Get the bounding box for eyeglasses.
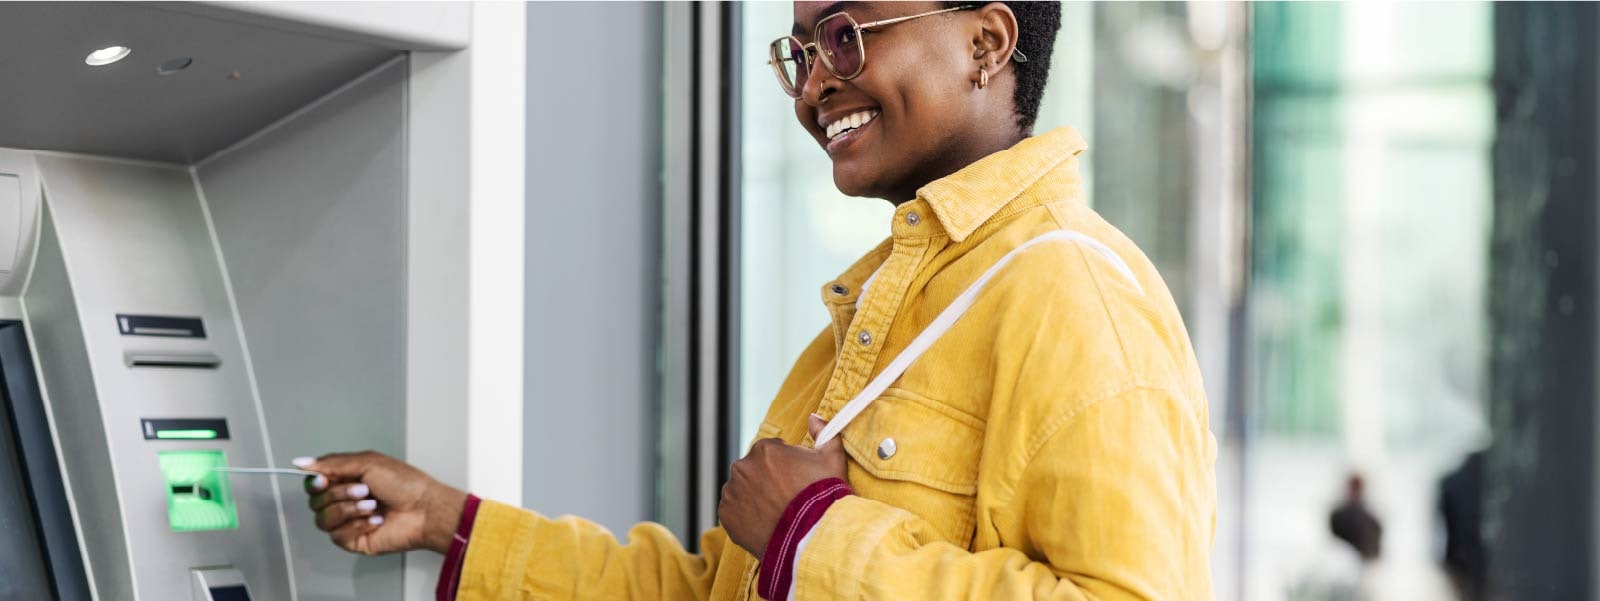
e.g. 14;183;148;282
770;5;1018;99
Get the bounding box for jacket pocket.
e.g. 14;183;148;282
838;388;984;546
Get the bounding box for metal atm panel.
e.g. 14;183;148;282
24;154;292;601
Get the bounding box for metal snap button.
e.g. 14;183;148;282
877;438;897;460
905;212;921;226
858;330;872;346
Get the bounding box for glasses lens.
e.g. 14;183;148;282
818;15;862;77
770;39;794;95
787;38;811;93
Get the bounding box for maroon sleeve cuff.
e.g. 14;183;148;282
435;493;482;601
757;478;853;601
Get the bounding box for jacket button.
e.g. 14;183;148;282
858;330;872;346
905;212;921;226
877;438;897;460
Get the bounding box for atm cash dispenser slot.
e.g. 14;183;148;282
119;314;222;368
124;350;223;369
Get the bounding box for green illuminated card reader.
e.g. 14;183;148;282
158;450;238;531
190;567;252;601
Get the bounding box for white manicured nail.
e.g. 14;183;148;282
312;475;328;490
291;456;315;468
349;484;369;499
356;499;377;512
368;515;384;526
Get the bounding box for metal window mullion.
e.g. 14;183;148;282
719;0;744;497
657;0;696;545
691;0;725;540
658;0;740;550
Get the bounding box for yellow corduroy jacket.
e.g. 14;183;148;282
459;127;1217;600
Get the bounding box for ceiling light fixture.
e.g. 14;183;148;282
85;45;131;66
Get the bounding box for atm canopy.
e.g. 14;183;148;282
0;2;436;163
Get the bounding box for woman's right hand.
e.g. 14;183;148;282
296;451;468;556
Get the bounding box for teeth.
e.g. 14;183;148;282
826;110;877;140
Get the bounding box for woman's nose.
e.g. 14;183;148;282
801;67;838;107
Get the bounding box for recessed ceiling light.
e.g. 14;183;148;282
85;46;131;66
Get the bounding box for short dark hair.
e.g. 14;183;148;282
947;2;1062;132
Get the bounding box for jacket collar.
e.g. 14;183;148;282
913;126;1088;243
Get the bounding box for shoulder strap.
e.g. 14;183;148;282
813;229;1141;447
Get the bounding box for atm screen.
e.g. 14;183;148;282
0;392;53;599
209;585;252;601
0;321;90;599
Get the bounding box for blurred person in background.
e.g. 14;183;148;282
1331;474;1382;562
1288;473;1386;601
295;2;1217;600
1439;451;1487;601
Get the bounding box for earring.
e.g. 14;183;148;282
978;68;989;90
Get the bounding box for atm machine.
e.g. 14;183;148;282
0;145;330;601
0;2;519;600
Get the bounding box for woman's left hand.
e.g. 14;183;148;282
719;415;848;559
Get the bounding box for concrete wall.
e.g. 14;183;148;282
523;1;664;535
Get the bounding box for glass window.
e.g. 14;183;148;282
1248;3;1493;599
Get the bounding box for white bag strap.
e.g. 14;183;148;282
813;229;1141;447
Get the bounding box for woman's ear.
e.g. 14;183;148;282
970;3;1021;74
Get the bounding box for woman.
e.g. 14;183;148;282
301;2;1217;599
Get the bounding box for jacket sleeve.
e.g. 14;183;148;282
790;388;1216;601
457;501;731;601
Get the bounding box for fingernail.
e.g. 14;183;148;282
312;475;328;490
356;499;378;512
368;515;384;526
292;456;315;468
350;483;369;499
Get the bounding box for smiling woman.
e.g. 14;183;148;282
737;4;1093;447
712;3;1217;598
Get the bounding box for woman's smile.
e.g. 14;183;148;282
822;108;880;155
821;108;878;140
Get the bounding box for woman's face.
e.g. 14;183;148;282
791;1;990;201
